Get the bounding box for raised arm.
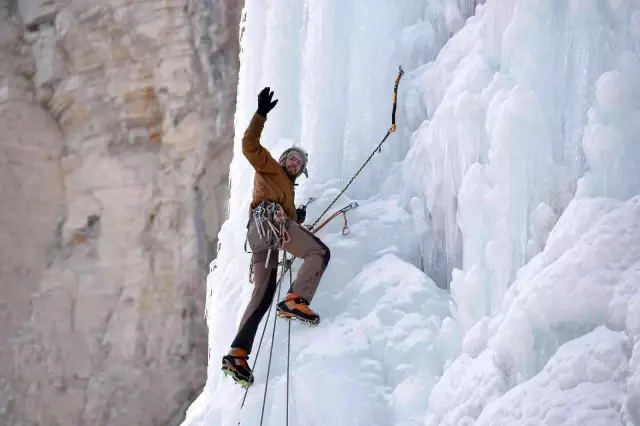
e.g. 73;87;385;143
242;114;280;173
242;87;281;173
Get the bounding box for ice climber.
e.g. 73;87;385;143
221;87;331;387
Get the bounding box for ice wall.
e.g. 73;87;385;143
403;0;640;424
184;1;474;425
184;0;640;425
403;0;640;331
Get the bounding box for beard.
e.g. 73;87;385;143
286;165;299;176
283;166;298;179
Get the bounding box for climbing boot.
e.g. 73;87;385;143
221;348;254;387
276;293;320;325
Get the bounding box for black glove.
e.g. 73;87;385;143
296;206;307;224
257;87;278;118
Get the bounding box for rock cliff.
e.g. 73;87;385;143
0;0;241;423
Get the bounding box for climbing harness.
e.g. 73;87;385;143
246;201;291;283
237;64;404;425
246;198;317;283
252;201;290;249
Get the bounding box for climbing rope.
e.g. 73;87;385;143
237;252;289;419
259;252;286;426
308;65;404;230
286;257;293;426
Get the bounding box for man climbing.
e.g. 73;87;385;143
221;87;331;387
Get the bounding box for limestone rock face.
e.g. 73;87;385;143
0;0;241;423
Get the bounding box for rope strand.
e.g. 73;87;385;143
238;253;289;423
286;258;293;426
259;252;287;426
309;65;404;230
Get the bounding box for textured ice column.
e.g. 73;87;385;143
299;0;352;184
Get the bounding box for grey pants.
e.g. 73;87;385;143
231;220;330;353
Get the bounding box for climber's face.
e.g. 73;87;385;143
284;152;304;177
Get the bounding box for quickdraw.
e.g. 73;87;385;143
309;202;359;235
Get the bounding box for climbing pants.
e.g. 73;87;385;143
231;218;330;353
